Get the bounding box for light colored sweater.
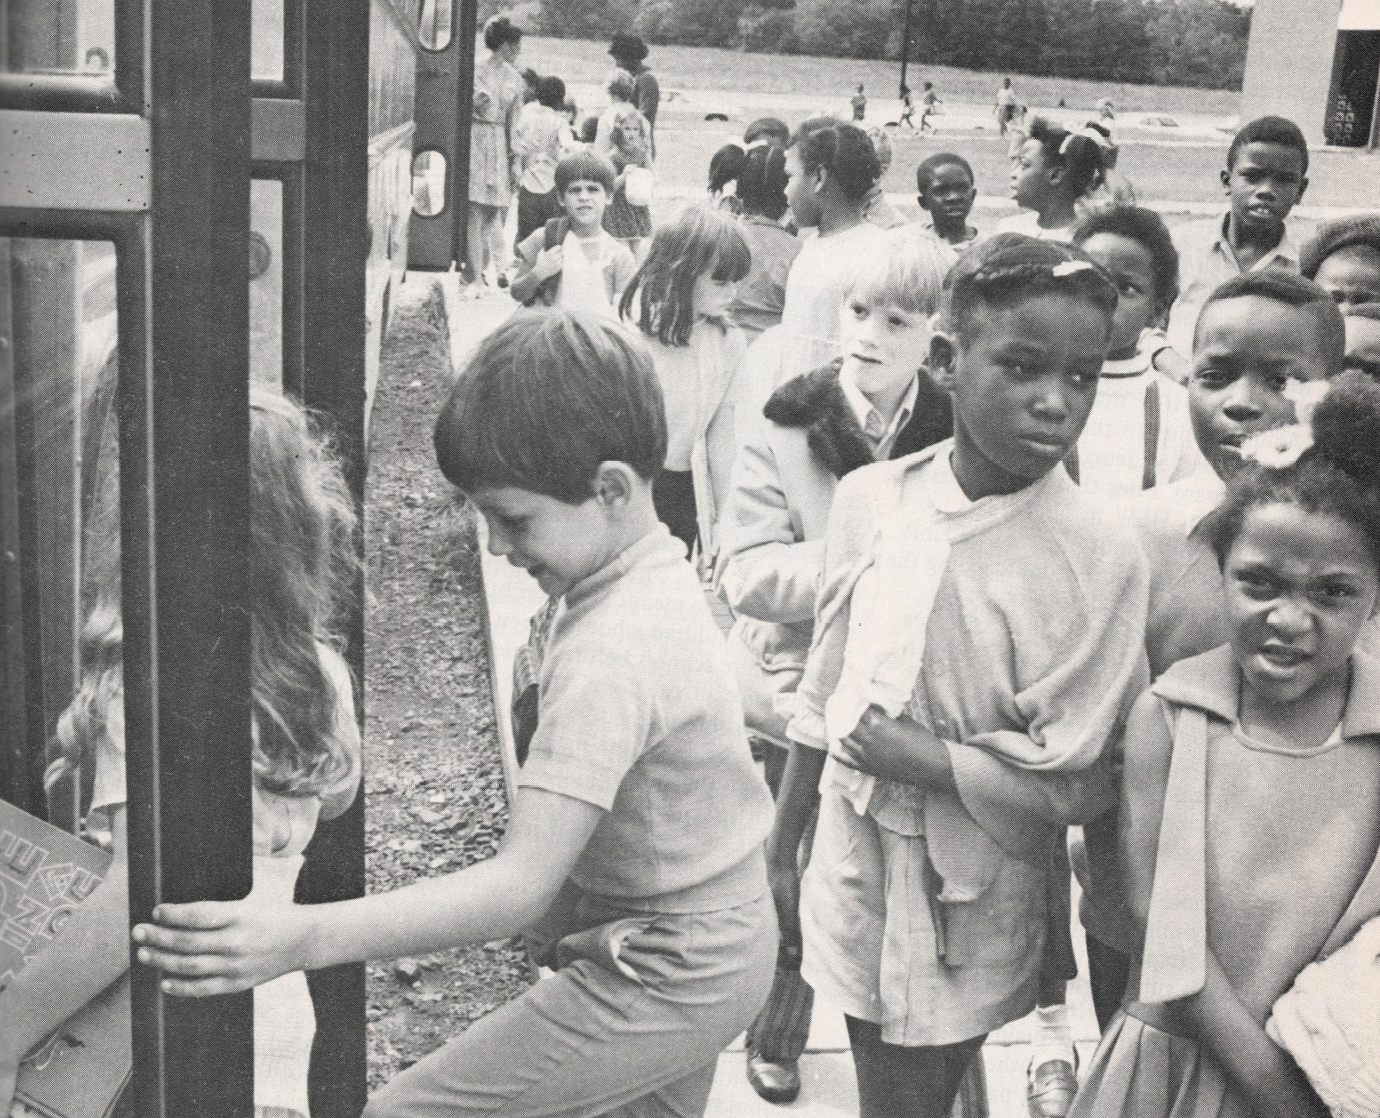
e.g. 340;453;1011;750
787;445;1148;1044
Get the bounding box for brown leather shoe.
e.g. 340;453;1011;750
1027;1057;1078;1118
746;1047;801;1104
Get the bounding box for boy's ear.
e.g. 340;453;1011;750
928;330;959;392
1220;167;1232;195
1296;175;1309;205
813;165;829;194
592;461;637;509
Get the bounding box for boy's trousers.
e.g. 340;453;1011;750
364;889;777;1118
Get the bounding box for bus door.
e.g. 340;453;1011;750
1;0;371;1112
408;0;478;270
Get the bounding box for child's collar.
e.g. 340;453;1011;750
1153;642;1380;739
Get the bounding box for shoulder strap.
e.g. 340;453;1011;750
1139;703;1209;1002
1141;380;1161;490
544;216;568;250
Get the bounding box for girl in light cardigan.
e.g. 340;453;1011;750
773;235;1149;1118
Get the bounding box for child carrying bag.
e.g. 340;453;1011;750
521;216;570;308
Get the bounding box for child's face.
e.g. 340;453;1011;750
783;146;821;229
1314;247;1380;314
1080;232;1161;359
936;293;1106;490
1225;502;1377;706
1345;315;1380;382
1222;141;1307;239
838;295;930;402
617;117;642;147
920;164;976;227
470;484;616;599
561;180;608;232
1010;140;1053;210
692;270;740;320
1190;295;1332;480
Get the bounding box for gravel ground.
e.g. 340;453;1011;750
363;277;531;1090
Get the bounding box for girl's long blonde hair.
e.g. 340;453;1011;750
50;386;360;798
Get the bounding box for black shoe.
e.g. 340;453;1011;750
746;1048;801;1105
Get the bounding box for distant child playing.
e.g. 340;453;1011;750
719;235;953;1104
920;81;941;133
511;149;636;317
0;389;363;1118
1166;115;1310;357
134;312;779;1118
1067;205;1210;498
619;206;752;564
999;117;1105;242
899;85;916;129
1071;370;1380;1118
916;152;982;267
772;234;1148;1118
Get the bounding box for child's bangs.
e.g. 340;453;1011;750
850;239;948;317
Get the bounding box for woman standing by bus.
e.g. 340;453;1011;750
466;15;524;295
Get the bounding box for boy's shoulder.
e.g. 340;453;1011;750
1171;213;1227;254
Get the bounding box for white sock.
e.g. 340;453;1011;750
1029;1003;1075;1070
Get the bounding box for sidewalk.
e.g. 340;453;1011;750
437;275;1104;1118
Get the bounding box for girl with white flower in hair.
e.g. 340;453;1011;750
1071;368;1380;1118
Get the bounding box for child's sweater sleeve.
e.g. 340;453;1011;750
944;549;1149;854
719;414;824;625
784;470;874;752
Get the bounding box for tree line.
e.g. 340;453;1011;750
517;0;1252;91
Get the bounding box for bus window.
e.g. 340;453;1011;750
250;179;285;389
0;237;121;833
412;150;448;217
3;0;116;74
251;0;285;81
418;0;453;51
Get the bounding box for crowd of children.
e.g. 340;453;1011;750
8;88;1380;1118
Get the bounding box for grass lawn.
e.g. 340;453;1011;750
518;34;1242;117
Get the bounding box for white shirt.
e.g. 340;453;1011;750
1166;212;1301;358
839;367;920;462
1073;353;1211;500
995;210;1076;242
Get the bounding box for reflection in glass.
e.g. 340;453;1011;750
3;0;116;75
251;0;285;82
250;179;285;389
411;150;448;217
417;0;453;51
0;238;119;833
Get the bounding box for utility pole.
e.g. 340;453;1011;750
899;0;916;97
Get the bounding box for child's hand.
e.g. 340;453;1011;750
835;706;928;783
132;895;316;998
533;244;563;281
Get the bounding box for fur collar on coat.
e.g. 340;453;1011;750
762;359;952;478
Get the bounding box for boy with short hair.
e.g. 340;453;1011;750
138;310;779;1118
510;149;635;316
915;153;981;266
920;81;941;133
1165;115;1310;356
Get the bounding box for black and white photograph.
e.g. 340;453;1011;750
2;1;1380;1116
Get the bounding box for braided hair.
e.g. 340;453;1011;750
789;118;881;204
1206;372;1380;570
940;233;1118;342
707;143;790;221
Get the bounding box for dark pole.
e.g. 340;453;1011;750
899;0;915;97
